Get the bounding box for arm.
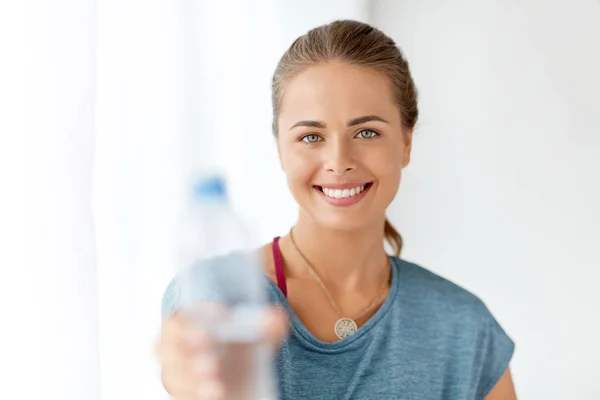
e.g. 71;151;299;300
485;367;517;400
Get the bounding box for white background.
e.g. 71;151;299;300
1;0;598;399
374;1;600;399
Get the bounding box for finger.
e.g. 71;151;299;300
165;375;224;400
159;312;214;356
158;311;227;400
162;348;223;399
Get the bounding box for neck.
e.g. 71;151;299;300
284;213;390;292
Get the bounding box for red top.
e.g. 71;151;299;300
271;236;287;297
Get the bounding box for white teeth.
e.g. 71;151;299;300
321;184;368;199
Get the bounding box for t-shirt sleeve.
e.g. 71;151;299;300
160;252;269;323
159;258;231;322
161;277;180;322
476;311;515;398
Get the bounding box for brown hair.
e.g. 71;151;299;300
271;19;419;256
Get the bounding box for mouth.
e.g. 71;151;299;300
312;182;373;206
314;182;373;199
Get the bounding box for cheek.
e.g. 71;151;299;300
279;145;316;189
363;144;404;180
374;162;402;208
361;143;404;205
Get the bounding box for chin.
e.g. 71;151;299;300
311;211;376;232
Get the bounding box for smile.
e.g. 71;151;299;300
313;182;373;206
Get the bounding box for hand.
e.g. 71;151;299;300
156;306;289;400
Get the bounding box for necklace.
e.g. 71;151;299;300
288;228;390;339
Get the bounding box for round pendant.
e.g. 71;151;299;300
334;317;358;339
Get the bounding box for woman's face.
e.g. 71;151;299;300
276;61;412;231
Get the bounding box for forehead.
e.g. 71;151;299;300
278;61;400;125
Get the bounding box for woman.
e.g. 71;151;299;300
158;20;516;399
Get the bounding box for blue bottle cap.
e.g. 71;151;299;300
192;175;227;200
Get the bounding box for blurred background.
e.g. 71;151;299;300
1;0;599;399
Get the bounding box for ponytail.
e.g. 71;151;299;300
384;218;402;256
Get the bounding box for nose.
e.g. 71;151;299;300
324;137;356;176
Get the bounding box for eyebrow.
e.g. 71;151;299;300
288;115;389;130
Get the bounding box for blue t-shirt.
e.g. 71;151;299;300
162;254;515;400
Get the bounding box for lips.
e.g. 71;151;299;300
313;182;373;206
317;183;370;199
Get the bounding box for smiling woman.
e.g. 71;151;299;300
159;19;517;400
275;60;410;240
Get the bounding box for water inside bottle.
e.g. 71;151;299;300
187;303;276;400
215;338;275;400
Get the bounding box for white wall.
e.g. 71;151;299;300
372;0;600;398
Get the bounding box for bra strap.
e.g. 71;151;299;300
272;236;288;298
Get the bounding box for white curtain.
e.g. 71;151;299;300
1;1;371;399
0;1;100;399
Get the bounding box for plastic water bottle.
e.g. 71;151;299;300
176;173;277;400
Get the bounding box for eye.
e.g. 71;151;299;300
301;134;321;143
356;129;379;139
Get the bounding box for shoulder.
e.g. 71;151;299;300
161;250;269;320
390;257;515;397
389;256;508;338
391;256;488;316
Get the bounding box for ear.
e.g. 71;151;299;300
401;128;413;168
